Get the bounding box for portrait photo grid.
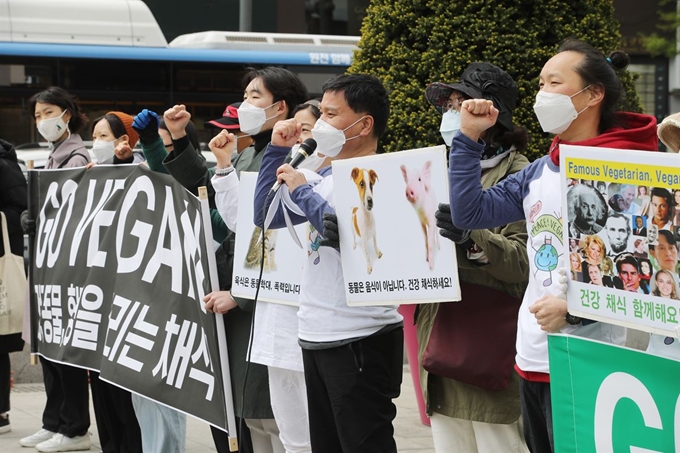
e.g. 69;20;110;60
561;145;680;336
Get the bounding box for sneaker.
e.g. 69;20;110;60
36;433;91;452
0;414;9;434
19;428;56;447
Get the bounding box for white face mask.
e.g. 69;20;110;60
91;139;116;164
37;110;69;142
533;86;590;135
311;116;365;157
440;110;461;146
237;100;281;135
295;144;327;172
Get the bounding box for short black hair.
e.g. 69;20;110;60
321;74;390;139
292;103;321;121
29;86;88;134
615;253;640;274
93;114;126;139
650;229;678;252
651;187;675;210
242;67;310;119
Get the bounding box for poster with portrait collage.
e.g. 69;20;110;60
561;144;680;336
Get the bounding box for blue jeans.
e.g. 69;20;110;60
131;394;186;453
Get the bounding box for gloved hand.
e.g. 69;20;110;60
132;109;160;145
435;203;472;246
557;268;568;300
21;210;35;235
319;212;340;248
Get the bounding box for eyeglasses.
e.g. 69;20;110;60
442;96;466;113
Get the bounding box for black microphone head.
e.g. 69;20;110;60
299;138;317;155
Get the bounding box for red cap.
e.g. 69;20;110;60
205;102;241;130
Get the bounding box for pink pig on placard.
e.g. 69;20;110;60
400;160;440;270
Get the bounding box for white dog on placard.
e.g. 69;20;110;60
350;167;382;274
401;160;439;270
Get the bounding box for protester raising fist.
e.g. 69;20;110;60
208;130;236;169
163;105;191;139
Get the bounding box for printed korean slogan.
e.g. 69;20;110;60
231;172;305;306
561;145;680;336
549;334;680;452
28;165;231;431
332;146;461;306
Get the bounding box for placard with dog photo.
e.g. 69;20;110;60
231;172;307;306
332;145;461;306
561;144;680;336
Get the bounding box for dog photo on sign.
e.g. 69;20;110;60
350;167;382;274
332;145;461;306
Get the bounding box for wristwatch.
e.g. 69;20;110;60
565;312;582;325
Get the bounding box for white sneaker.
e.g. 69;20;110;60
19;428;56;447
36;433;91;452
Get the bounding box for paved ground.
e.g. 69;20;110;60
0;366;435;453
3;330;650;452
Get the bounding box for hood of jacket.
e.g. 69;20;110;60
550;112;658;165
0;138;18;163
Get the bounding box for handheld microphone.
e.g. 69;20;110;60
269;138;317;194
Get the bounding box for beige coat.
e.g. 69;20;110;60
416;150;530;424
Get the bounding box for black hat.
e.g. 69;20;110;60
205;102;241;130
425;62;518;131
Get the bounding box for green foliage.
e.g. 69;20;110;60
641;33;676;58
640;0;679;57
349;0;643;161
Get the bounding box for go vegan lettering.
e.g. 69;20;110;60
594;372;679;452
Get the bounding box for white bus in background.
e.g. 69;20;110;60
0;0;359;146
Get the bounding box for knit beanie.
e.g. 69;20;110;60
107;111;140;148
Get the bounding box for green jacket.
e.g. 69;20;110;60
162;135;273;419
416;150;530;424
140;137;229;243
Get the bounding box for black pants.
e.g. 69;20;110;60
519;378;554;453
0;353;9;414
40;356;90;437
302;327;404;453
90;371;142;453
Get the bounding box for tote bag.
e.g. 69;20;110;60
0;211;26;335
422;282;522;391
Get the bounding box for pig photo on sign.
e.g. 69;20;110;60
350;167;382;274
401;160;439;270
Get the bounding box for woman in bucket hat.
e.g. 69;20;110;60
418;62;531;453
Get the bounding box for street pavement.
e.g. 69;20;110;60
0;366;435;453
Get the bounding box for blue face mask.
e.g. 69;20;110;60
440;110;461;146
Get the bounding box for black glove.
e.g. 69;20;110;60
21;209;35;236
319;212;340;248
435;203;473;247
132;109;160;145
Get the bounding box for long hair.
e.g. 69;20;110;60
653;269;680;300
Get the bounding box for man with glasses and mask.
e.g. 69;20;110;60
253;74;403;453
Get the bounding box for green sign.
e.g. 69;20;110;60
549;334;680;452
